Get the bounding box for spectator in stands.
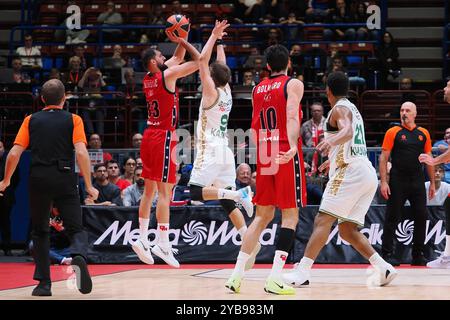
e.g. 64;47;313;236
301;102;326;175
376;31;401;89
173;164;192;202
123;166;144;206
280;12;304;40
400;77;412;90
252;57;270;84
305;0;331;23
410;165;450;207
289;44;305;81
352;1;378;41
262;28;284;50
62;56;83;92
250;171;257;193
233;0;265;24
136;157;143;168
108;45;127;68
118;69;142;100
285;0;308;19
236;163;252;189
15;34;42;69
145;4;165;43
106;159;131;192
323;55;347;84
121;157;136;185
433;128;450;183
170;0;183;15
242;71;255;86
301;102;326;148
97;1;124;42
323;0;356;41
11;58;31;84
72;45;89;71
264;0;288;21
88;133;113;163
78;67;107;137
48;68;61;81
86;163;123;206
243;47;266;70
132;133;143;149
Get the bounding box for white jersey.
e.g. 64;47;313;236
196;85;232;148
325;97;370;176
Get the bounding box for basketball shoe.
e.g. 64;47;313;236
225;275;242;293
282;263;310;287
237;186;254;217
427;254;450;269
372;263;398;286
264;277;295;295
131;238;154;265
152;243;180;268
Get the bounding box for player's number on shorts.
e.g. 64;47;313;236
259;107;277;131
148;100;160;118
354;124;366;145
220;114;229;132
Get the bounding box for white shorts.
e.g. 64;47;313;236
319;160;377;227
189;144;236;189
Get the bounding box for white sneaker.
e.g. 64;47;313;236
282;263;310;287
427;255;450;269
152;244;180;268
131;238;154;264
237;186;254;218
375;263;398;286
245;242;261;271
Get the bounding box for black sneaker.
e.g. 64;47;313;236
32;281;52;296
382;254;401;267
411;255;427;266
71;256;92;294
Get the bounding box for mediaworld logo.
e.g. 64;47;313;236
94;220;277;246
326;220;446;246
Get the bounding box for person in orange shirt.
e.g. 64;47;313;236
379;101;435;266
0;79;98;297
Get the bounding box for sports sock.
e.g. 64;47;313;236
231;251;250;278
157;223;170;249
298;256;314;270
218;189;240;201
369;253;389;268
269;250;289;280
139;218;150;242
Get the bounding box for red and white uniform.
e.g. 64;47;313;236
141;71;178;183
251;74;306;209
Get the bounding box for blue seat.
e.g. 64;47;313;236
42;57;53;70
347;56;363;65
54;58;63;69
226;57;237;69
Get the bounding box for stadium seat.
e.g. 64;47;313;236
351;43;374;56
129;3;151;24
39;4;61;25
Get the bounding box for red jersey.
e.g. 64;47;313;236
251;74;302;154
143;71;178;131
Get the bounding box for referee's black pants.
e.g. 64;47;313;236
29;167;87;283
381;174;427;258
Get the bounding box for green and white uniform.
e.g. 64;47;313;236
319;98;378;226
189;85;236;189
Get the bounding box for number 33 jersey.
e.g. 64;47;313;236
325;97;370;177
143;71;179;131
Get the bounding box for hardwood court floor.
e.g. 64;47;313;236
1;264;449;300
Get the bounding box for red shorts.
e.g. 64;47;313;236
253;144;307;209
140;129;177;184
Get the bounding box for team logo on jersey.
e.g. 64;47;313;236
401;134;407;141
418;135;423;141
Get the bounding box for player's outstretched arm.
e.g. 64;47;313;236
165;20;190;68
164;31;200;81
199;20;230;106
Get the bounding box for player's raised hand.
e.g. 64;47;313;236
165;29;182;43
212;20;230;39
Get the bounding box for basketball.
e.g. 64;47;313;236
166;14;190;38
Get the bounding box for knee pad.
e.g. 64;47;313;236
220;199;237;215
189;185;204;201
